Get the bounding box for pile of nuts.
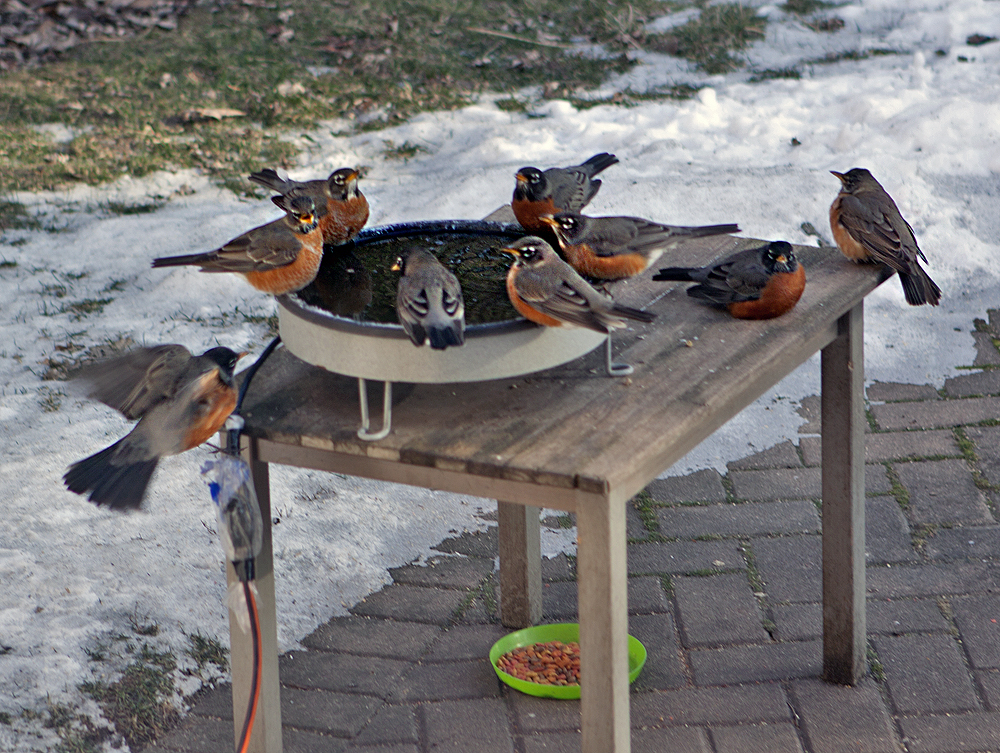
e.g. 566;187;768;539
496;640;581;686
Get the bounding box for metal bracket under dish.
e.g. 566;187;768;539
357;378;393;441
354;337;628;441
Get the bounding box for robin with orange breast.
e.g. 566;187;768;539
511;153;619;234
392;248;465;350
63;345;246;510
502;236;656;332
249;166;369;246
829;168;941;306
540;211;741;280
151;194;323;295
653;240;806;320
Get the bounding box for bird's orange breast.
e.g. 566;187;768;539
563;245;650;280
511;196;558;234
830;199;870;262
244;231;323;295
727;265;806;320
319;196;369;245
182;375;238;450
506;272;564;327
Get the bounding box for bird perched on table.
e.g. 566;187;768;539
391;248;465;350
152;194;323;295
249;166;369;247
540;211;741;281
653;240;806;320
511;153;619;234
502;236;656;333
64;345;246;511
829;168;941;306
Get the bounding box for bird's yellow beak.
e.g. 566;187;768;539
515;172;528;183
502;246;521;258
830;170;846;183
391;259;402;272
538;215;558;229
775;254;788;264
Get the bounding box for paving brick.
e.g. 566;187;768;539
521;732;579;753
951;594;1000;669
541;575;669;618
867;562;1000;599
647;469;727;504
871;395;1000;430
791;679;899;753
633;727;713;753
627;501;652;539
726;440;802;470
800;429;961;466
752;535;821;603
284;727;349;753
390;658;500;701
944;368;1000;397
422;624;507;662
187;683;233;719
153;716;233;753
541;553;574;581
796;395;821;434
389;556;493;589
730;465;889;500
350;584;469;625
966;425;1000;486
510;693;580;732
688;640;821;684
674;573;769;647
873;633;979;713
300;616;441;657
352;704;418;746
628;613;686;690
867;381;940;402
867;597;950;635
923;525;1000;559
279;687;383;736
655;500;820;539
898;711;1000;753
344;745;418;753
711;722;804;753
893;459;993;526
279;650;411;696
772;603;820;641
630;683;791;726
976;668;1000;708
433;527;498;558
865;497;917;564
627;539;746;575
422;698;512;750
973;331;1000;366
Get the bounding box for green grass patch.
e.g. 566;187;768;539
0;199;42;231
750;67;801;82
186;632;228;675
0;0;675;194
644;3;768;74
80;644;179;750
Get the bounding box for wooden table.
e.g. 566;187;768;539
224;218;892;753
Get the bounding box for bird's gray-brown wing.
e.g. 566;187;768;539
836;193;920;272
517;265;613;332
74;344;192;420
548;167;597;213
206;218;305;272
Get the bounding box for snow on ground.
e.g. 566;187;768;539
1;0;998;749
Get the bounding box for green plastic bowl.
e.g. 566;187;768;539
489;622;647;699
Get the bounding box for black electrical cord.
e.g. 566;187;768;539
224;334;279;753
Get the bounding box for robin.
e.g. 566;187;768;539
502;236;656;333
391;248;465;350
63;345;246;511
653;240;806;320
249;166;369;246
152;194;323;295
540;211;741;280
829;168;941;306
511;153;619;234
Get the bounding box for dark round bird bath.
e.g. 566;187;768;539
276;220;616;438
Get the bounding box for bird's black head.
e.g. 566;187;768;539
513;167;545;201
504;237;553;265
202;347;245;379
763;241;797;273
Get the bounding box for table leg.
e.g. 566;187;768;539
226;436;284;752
576;494;630;753
820;302;867;684
497;501;542;628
